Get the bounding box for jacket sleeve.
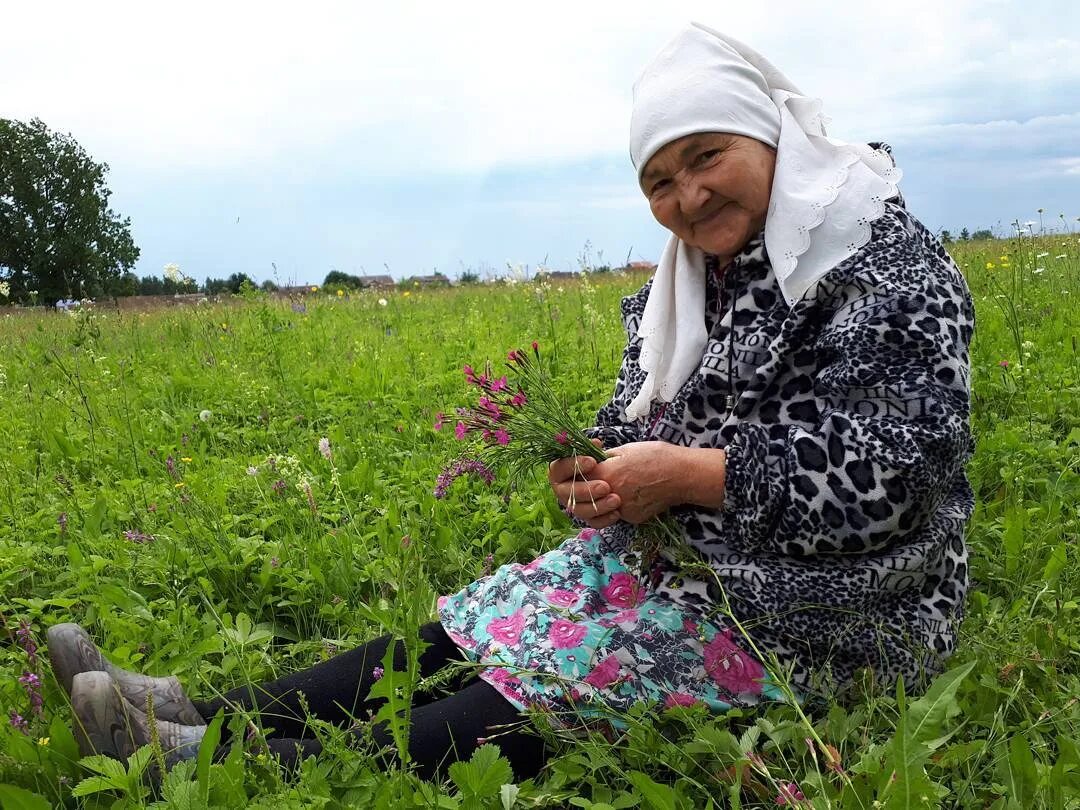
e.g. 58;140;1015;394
720;235;975;556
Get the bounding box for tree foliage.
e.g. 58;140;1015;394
0;117;140;304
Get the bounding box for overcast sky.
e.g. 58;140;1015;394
4;1;1078;285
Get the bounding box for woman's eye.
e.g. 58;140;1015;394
649;179;670;195
695;149;721;166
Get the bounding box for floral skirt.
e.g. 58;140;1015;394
438;528;786;726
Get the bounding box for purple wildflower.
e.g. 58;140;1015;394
9;711;28;733
166;455;177;478
271;478;287;495
482;553;495;576
433;458;496;499
555;430;569;445
123;529;153;543
372;666;384;680
291;302;307;314
19;671;43;716
318;437;332;460
509;391;527;408
454;422;468;440
493;429;510;446
490;376;508;393
16;621;38;666
57;512;68;535
270;556;280;568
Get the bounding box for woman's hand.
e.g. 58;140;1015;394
548;440;623;529
592;442;728;524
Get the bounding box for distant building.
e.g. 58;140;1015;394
356;274;395;288
404;273;451;287
625;261;657;272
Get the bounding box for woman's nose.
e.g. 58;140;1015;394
675;173;711;217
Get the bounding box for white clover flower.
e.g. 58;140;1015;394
199;409;212;422
0;281;9;298
1037;252;1049;258
1034;267;1046;274
246;465;259;476
318;437;331;460
377;298;388;307
1056;254;1067;259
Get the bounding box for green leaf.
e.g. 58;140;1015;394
448;744;513;799
77;753;127;781
70;775;123;798
0;785;53;810
1042;542;1067;586
626;771;676;810
878;661;976;808
197;709;224;802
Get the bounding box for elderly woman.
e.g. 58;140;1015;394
52;23;973;781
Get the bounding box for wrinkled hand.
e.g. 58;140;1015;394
591;441;729;524
548;439;622;529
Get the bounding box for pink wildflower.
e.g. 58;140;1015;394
494;429;510;446
555;430;569;445
318;437;331;460
454;422;468;440
998;359;1010;369
507;350;519;362
463;364;478;384
509;391;527;408
531;340;539;352
490;376;508;392
774;782;806;805
372;666;384;680
433;412;445;431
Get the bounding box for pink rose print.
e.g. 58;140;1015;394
704;630;764;694
664;692;701;708
446;630;476;650
437;595;449;610
485;666;522;687
578;528;599;540
487;610;527;646
601;573;643;608
545;589;580;609
583;654;621;689
548;618;587;649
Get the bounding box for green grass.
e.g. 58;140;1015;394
0;234;1078;808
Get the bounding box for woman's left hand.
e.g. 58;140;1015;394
591;441;727;524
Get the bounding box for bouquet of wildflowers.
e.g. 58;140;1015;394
435;342;680;573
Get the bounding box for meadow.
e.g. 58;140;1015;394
0;232;1078;809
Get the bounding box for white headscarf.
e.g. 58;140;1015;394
624;22;901;422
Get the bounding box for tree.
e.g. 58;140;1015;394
939;230;953;244
959;228;971;241
0;117;139;303
972;229;994;241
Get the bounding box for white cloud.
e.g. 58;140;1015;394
4;0;1078;177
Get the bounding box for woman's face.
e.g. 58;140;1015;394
641;132;776;260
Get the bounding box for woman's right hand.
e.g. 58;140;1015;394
548;441;622;529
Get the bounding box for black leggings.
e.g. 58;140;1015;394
191;622;546;780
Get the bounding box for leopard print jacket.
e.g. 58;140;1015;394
588;194;975;694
